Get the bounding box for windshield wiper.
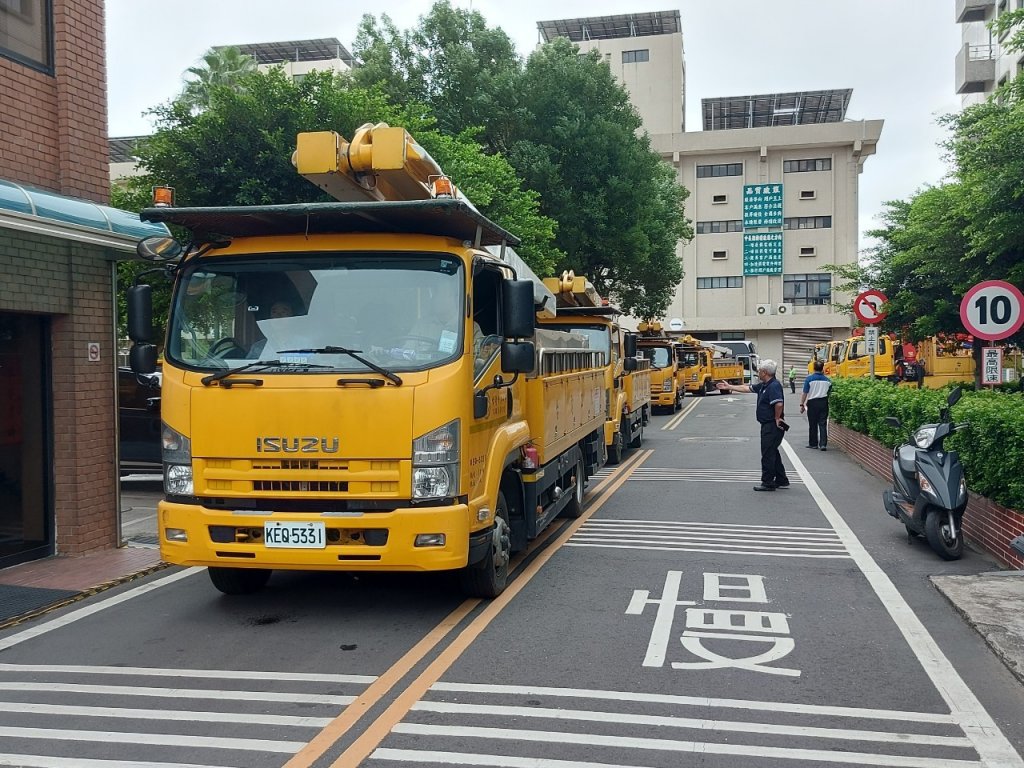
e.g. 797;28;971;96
200;360;333;386
277;346;403;386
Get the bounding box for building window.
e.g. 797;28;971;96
799;246;817;257
622;49;650;64
0;0;51;71
799;190;816;200
783;273;832;305
784;158;832;173
720;331;745;340
711;194;728;204
696;163;743;178
783;216;832;230
696;220;744;234
697;276;744;289
711;250;728;260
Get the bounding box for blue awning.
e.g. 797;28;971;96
0;178;169;241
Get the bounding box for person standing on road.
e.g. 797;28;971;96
717;359;791;492
800;360;832;450
788;365;797;394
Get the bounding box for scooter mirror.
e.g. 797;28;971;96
947;386;962;407
884;416;902;428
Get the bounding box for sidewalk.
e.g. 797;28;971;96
0;545;166;629
932;570;1024;685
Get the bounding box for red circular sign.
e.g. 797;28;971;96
853;290;888;325
960;280;1024;341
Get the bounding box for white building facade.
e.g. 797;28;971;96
956;0;1024;106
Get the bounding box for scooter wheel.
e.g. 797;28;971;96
924;509;963;560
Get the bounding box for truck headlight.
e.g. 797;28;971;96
412;420;460;499
165;463;193;495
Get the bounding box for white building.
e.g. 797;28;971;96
232;37;354;81
538;11;884;372
955;0;1024;105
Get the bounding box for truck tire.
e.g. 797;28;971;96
459;492;511;597
607;428;624;464
560;456;587;519
207;567;272;595
705;378;716;395
630;417;643;448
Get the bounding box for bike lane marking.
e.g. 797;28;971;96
780;440;1024;768
322;449;654;768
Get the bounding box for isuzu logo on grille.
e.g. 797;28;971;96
256;437;340;453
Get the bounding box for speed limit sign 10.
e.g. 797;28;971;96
960;280;1024;341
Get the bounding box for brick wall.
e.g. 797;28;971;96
0;230;118;555
0;0;109;202
831;422;1024;569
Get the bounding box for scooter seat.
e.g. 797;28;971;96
897;445;917;475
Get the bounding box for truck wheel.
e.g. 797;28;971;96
630;417;643;448
673;391;682;412
705;378;716;395
207;567;271;595
459;492;511;597
607;429;623;465
560;456;587;519
924;508;963;560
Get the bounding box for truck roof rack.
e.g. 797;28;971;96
140;198;520;246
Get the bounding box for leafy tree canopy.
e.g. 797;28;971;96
179;45;258;111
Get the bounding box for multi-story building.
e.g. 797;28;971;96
231;37;354;81
537;12;883;373
955;0;1024;105
537;11;684;134
1;0;167;568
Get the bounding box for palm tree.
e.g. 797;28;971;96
179;46;257;110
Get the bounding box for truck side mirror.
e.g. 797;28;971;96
623;333;637;358
127;284;154;343
623;356;638;372
129;343;158;374
501;341;534;373
502;279;535;339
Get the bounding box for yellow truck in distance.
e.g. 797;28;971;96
125;124;609;599
637;322;683;413
675;335;745;395
810;334;897;380
541;273;651;464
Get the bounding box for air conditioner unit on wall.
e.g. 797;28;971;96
756;303;773;316
776;302;794;316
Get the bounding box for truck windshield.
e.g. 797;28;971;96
642;346;672;368
165;253;465;373
563;325;611;364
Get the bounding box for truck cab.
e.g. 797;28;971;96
637;323;682;413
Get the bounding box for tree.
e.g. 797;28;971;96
179;46;258;111
508;39;691;317
351;2;522;150
131;69;560;273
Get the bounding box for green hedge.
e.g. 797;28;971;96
829;378;1024;511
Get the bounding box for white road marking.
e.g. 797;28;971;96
578;528;842;545
430;682;957;723
0;701;332;727
372;751;646;768
391;723;982;768
411;700;972;747
0;756;227;768
593;518;833;532
571;535;847;553
0;725;301;753
0;682;353;704
0;567;202;651
782;441;1024;767
0;663;374;683
120;514;158;528
565;542;852;559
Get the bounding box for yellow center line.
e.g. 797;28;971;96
329;449;653;768
662;398;699;430
283;447;650;768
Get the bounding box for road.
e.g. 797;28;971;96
0;394;1021;768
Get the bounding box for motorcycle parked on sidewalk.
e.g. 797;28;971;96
882;387;970;560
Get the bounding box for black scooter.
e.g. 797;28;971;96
882;387;970;560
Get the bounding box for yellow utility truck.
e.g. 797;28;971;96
125;124;608;598
636;322;682;412
675;335;745;396
541;272;651;464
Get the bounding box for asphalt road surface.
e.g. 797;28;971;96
1;394;1022;768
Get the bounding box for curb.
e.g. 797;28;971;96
0;561;171;631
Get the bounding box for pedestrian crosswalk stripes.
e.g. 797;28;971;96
0;663;369;768
365;682;982;767
626;466;807;483
565;519;851;559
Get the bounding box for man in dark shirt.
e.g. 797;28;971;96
717;359;791;492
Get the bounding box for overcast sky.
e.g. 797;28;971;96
105;0;964;248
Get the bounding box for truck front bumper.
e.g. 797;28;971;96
157;499;474;572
